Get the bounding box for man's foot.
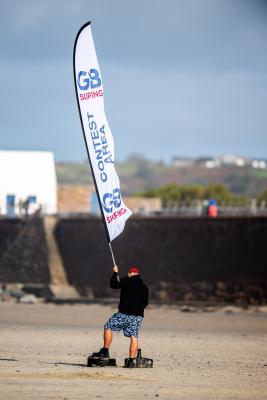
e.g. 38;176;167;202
125;358;135;368
92;347;110;358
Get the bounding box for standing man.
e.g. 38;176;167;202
92;265;149;368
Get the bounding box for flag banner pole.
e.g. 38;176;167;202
109;242;116;267
73;22;132;256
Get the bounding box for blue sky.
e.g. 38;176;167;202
0;0;267;162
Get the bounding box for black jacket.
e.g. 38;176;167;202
110;273;149;317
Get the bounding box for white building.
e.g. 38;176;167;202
0;150;57;216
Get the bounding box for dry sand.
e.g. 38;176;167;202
0;302;266;399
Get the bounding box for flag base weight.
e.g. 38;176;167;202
87;349;153;368
124;349;153;368
124;357;153;368
87;355;117;367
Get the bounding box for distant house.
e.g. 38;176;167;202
123;197;162;214
171;157;194;168
58;188;162;215
0;150;57;216
57;184;94;214
251;160;266;169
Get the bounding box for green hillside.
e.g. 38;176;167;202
56;157;267;198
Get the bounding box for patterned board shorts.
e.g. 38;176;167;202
104;312;143;338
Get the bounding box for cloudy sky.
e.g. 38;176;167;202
0;0;266;162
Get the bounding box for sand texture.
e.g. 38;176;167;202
0;303;266;399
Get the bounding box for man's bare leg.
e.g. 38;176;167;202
129;336;138;358
104;328;113;348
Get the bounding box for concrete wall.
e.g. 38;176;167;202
55;216;267;303
0;216;266;303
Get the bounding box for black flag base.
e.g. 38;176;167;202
87;355;117;367
124;357;153;368
124;349;153;368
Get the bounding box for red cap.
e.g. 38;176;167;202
128;267;140;274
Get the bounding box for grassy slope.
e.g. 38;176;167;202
56;160;267;197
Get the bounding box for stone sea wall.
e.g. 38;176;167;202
0;216;266;303
55;216;267;304
0;218;50;284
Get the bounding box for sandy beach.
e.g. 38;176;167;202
0;303;266;399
